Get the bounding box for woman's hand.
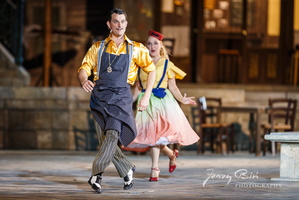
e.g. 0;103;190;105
181;93;196;105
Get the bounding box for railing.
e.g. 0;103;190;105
0;0;24;66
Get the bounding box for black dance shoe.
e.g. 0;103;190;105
123;166;136;190
88;173;102;194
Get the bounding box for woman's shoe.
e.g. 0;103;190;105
149;168;160;181
169;149;179;173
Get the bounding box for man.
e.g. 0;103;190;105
78;8;156;194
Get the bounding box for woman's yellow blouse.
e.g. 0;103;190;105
139;58;186;89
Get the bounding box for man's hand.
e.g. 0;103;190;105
137;96;149;111
81;80;94;92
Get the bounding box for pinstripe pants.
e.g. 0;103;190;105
92;122;134;178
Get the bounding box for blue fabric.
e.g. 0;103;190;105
142;88;166;98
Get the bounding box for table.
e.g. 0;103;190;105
221;104;267;156
265;132;299;181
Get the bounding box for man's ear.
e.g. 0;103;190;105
106;21;111;29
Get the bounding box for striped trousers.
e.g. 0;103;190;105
92;122;134;178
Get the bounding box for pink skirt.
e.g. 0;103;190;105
126;90;199;149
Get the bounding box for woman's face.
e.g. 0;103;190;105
147;36;161;58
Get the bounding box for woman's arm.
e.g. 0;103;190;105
168;78;196;105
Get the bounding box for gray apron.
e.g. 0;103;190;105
90;43;136;147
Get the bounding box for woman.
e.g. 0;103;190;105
127;30;199;181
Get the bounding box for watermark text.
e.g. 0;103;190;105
203;168;259;187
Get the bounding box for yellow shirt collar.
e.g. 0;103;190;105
104;34;133;45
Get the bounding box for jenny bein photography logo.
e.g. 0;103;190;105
202;168;282;188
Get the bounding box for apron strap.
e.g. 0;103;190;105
127;42;133;74
97;40;133;75
97;40;106;74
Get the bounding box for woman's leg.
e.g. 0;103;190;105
149;146;160;180
150;146;160;168
160;145;179;173
160;145;173;158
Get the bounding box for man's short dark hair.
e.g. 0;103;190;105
108;8;127;21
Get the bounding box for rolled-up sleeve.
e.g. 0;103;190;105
78;42;100;76
127;42;155;85
133;43;155;73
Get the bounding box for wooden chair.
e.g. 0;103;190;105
163;38;175;55
197;97;234;154
217;49;240;83
261;98;297;156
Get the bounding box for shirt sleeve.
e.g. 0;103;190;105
132;42;155;73
77;42;100;76
167;60;186;80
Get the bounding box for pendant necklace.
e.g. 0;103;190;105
107;48;119;73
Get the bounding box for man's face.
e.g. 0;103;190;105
107;13;127;37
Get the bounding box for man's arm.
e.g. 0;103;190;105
132;82;141;102
137;70;156;111
78;69;94;92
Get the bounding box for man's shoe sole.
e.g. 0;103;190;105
123;180;134;190
91;183;102;194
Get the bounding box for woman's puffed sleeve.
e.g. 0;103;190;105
167;61;186;80
77;42;99;76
